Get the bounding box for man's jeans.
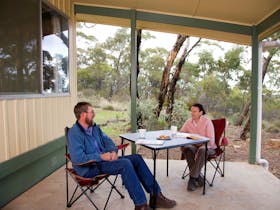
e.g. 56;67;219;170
86;154;161;206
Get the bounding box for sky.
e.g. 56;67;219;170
77;23;243;64
79;23;176;49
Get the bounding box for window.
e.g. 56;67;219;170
0;0;40;94
42;3;69;94
0;0;69;96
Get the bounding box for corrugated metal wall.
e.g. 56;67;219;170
48;0;71;16
0;0;77;163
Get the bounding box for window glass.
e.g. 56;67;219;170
42;3;69;94
0;0;40;94
0;0;69;96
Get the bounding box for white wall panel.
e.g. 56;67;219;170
17;99;29;152
0;101;8;161
0;97;75;162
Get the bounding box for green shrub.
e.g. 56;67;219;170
82;89;95;98
103;105;114;111
171;100;190;128
137;99;190;130
263;120;280;133
267;125;280;133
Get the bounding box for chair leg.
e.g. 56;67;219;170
103;176;124;210
90;178;107;193
66;169;70;207
81;186;99;210
67;185;79;207
181;162;189;179
68;184;99;209
66;174;125;209
106;176;125;198
222;149;225;177
209;154;224;186
209;161;219;187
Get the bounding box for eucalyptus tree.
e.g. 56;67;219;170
166;38;201;125
101;28;131;99
139;47;168;98
154;35;188;118
236;31;280;139
186;45;245;115
77;25;130;99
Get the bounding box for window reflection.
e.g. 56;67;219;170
0;0;40;94
42;4;69;93
0;1;69;95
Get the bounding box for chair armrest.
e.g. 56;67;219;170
117;143;129;150
65;153;96;166
75;160;96;166
221;137;229;146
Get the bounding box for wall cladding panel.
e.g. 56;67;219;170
48;0;71;17
0;101;8;161
0;97;74;162
17;100;28;153
6;100;18;158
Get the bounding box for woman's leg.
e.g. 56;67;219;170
183;145;197;177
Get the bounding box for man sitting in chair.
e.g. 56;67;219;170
68;102;176;210
180;103;217;191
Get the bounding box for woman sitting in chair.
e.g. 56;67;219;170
180;103;217;191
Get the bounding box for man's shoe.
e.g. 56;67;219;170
195;175;204;187
135;203;151;210
187;177;197;191
149;192;176;208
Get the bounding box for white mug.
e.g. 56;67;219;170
170;126;177;136
138;129;146;139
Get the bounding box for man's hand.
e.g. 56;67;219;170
100;151;118;161
100;152;111;161
110;151;118;160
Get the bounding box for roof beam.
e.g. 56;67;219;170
137;11;251;36
74;4;130;19
74;5;252;36
257;8;280;37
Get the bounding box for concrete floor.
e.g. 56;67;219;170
2;159;280;210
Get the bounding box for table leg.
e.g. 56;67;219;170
121;138;124;156
203;141;208;195
152;149;157;210
166;149;169;177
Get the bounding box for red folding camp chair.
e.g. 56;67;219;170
65;127;129;209
181;118;229;186
207;118;229;186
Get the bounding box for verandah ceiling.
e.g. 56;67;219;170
74;0;280;45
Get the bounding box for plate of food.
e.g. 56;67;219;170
186;134;207;140
156;135;171;140
186;135;200;140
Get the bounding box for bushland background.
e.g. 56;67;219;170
76;23;280;179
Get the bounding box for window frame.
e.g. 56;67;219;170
0;0;70;99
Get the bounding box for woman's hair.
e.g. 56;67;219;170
74;102;92;120
190;103;206;115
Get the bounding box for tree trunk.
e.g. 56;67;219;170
136;29;142;99
238;47;277;139
154;35;187;118
136;29;143;128
166;38;201;125
240;117;250;140
235;102;251;126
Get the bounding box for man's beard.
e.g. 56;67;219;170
85;117;93;127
